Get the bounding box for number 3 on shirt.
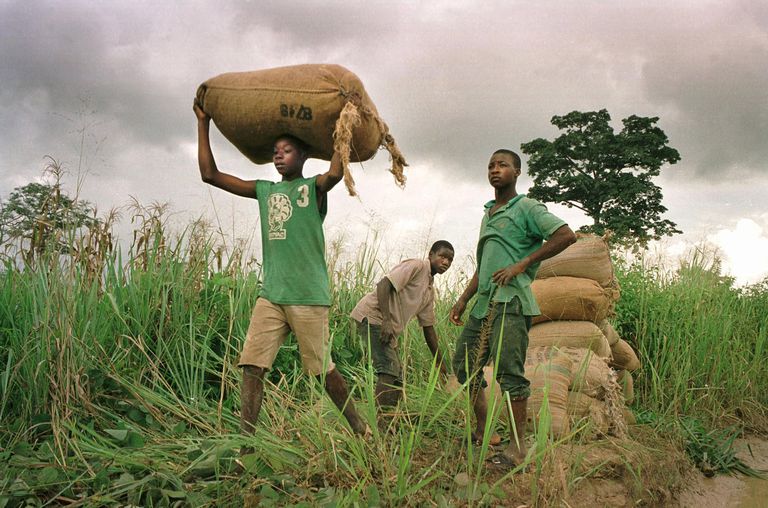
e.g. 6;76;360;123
296;184;309;207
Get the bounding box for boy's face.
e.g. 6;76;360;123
429;247;454;275
487;153;520;189
273;138;307;179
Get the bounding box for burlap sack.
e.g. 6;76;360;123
537;234;614;287
560;347;614;399
528;321;612;358
531;276;614;324
610;339;641;372
482;348;572;437
196;63;407;196
623;408;637;425
525;347;573;438
616;369;635;404
566;392;610;435
597;319;621;346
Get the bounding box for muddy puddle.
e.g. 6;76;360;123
678;436;768;508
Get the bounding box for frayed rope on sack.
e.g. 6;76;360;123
333;97;408;197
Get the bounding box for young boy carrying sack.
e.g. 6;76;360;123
193;100;369;452
449;149;576;470
351;241;455;409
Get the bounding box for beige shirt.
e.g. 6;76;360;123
351;258;436;335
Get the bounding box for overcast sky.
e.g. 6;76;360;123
1;0;766;285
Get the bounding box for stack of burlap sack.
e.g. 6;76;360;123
484;234;641;439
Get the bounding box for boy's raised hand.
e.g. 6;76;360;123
193;99;210;122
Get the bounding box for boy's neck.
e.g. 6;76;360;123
281;172;304;182
494;186;518;204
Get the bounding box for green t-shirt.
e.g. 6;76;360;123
470;194;567;319
255;176;330;306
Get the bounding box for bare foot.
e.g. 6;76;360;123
487;448;528;473
471;430;501;446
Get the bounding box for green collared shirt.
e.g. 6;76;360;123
470;194;567;319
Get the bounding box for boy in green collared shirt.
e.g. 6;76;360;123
450;149;576;469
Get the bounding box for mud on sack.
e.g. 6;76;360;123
196;63;407;196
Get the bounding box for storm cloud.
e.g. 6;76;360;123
1;0;766;282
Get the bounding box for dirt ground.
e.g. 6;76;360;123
676;435;768;508
535;429;768;507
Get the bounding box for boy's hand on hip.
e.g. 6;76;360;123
492;262;526;286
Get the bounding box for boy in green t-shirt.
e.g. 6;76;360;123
193;101;368;447
450;149;576;469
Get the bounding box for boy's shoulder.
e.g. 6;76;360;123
517;196;541;209
514;196;553;217
388;258;429;280
391;258;427;272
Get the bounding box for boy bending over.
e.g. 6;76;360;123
351;241;454;408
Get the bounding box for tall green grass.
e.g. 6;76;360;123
1;210;766;506
613;249;768;428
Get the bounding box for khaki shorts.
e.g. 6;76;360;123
238;298;335;376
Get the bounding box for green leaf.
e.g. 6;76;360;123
105;429;129;442
161;489;187;500
365;484;381;506
125;431;145;448
115;472;135;486
37;467;61;485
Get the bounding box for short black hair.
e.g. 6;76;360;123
492;149;521;170
275;134;310;157
429;240;454;254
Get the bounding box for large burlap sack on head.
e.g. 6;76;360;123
196;63;407;196
597;319;621;346
525;347;573;438
537;234;614;287
560;347;614;399
610;339;641;371
531;276;615;324
528;321;612;358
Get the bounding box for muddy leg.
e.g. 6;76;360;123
240;366;266;455
503;398;528;464
375;373;402;408
322;368;368;435
471;389;501;445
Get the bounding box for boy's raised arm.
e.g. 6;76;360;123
315;151;344;193
194;101;258;199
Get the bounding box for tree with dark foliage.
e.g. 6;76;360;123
521;109;681;247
